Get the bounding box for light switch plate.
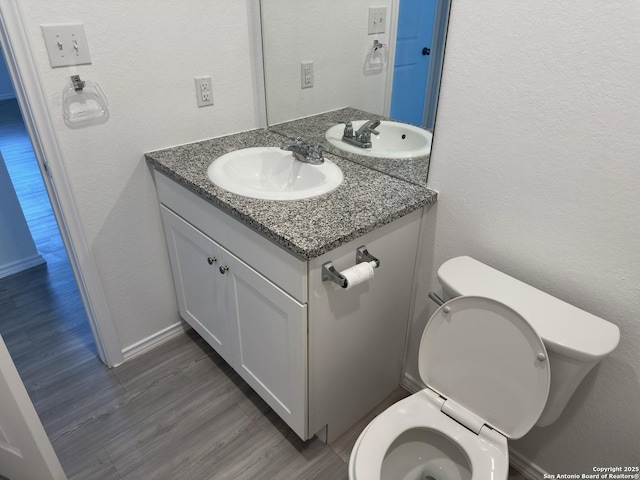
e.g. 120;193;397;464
368;7;387;34
41;23;91;68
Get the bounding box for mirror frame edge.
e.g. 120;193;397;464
248;0;268;129
423;0;452;129
383;0;400;118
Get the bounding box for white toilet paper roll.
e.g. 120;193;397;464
341;261;377;290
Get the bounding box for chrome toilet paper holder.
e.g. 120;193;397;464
322;245;380;288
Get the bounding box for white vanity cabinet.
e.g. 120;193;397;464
161;205;307;438
154;170;422;443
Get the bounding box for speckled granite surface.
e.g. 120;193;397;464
145;128;437;260
270;107;431;186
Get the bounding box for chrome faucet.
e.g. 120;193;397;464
281;137;325;165
341;119;381;148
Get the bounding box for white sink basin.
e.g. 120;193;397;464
207;147;343;201
325;120;432;159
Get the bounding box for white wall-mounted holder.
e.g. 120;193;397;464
363;40;387;76
62;75;109;129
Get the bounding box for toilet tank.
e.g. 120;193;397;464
436;256;620;427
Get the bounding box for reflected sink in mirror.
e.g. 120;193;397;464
325;121;433;159
259;0;451;185
207;147;343;201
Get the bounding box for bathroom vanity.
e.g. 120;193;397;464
146;126;437;442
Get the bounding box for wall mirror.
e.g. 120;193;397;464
260;0;451;185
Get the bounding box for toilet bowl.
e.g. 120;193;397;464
349;389;508;480
349;256;620;480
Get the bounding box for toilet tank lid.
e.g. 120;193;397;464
437;256;620;362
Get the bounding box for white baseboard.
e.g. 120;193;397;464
509;449;549;480
121;321;190;364
401;372;424;393
0;254;46;280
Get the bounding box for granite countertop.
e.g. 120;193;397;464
270;107;431;186
145;128;437;260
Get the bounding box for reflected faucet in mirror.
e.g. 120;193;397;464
342;119;381;149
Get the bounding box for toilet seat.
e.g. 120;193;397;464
419;296;550;439
350;388;509;480
350;296;551;480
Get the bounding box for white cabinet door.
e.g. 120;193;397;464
160;205;308;439
221;249;308;439
161;207;232;364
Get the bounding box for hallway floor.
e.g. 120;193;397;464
0;97;97;371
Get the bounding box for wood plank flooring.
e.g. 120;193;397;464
0;98;529;479
0;97;348;479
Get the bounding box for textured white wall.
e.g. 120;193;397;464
0;47;16;99
261;0;392;124
406;0;640;473
0;153;41;275
17;1;261;350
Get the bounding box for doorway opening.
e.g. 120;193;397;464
0;90;99;369
0;1;122;367
389;0;451;129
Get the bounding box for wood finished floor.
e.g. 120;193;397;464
0;97;348;479
0;98;529;480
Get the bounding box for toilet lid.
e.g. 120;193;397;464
418;296;550;439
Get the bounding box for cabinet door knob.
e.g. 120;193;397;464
207;257;217;265
219;265;229;274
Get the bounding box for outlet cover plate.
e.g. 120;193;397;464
301;62;313;89
195;76;214;107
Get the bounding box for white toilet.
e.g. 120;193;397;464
349;256;620;480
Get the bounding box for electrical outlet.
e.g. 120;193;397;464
195;76;214;107
368;7;387;34
301;62;313;89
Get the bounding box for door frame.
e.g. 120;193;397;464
0;0;123;366
422;0;451;129
383;0;400;118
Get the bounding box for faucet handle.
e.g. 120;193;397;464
284;134;304;144
368;119;381;135
340;121;354;139
281;134;306;152
308;142;325;159
354;120;381;142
